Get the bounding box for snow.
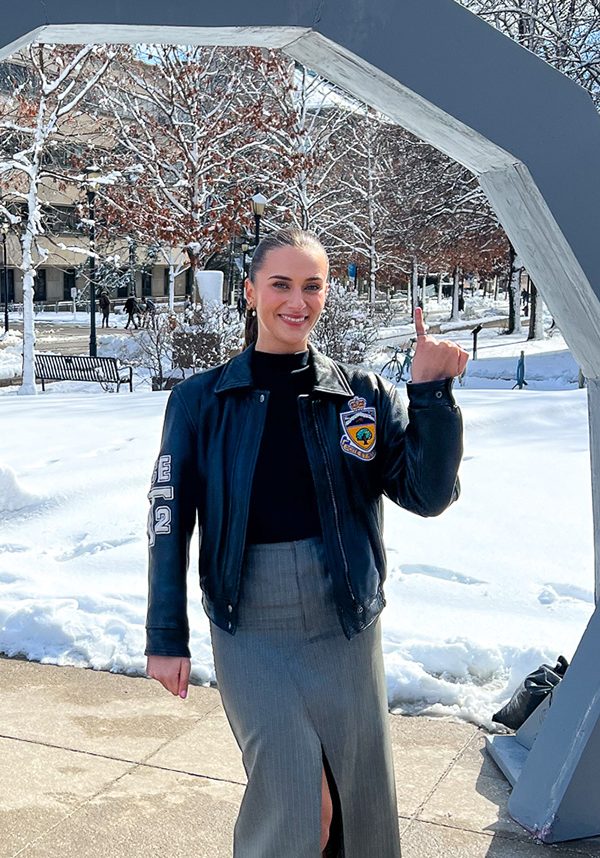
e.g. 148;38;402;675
0;464;40;513
0;317;595;728
0;330;24;380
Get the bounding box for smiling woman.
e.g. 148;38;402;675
145;226;465;857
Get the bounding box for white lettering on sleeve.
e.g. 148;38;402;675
157;455;172;483
147;485;174;547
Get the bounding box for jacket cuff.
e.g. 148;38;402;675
145;627;191;658
406;376;456;408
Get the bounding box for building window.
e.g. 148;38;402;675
34;269;47;302
63;268;76;301
141;270;152;297
0;268;14;303
163;269;171;297
44;205;80;234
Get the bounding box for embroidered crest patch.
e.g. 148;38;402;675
339;396;377;461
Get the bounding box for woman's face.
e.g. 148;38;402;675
245;244;329;354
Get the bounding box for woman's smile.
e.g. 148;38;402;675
279;313;309;325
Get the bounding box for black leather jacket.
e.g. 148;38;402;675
145;342;463;657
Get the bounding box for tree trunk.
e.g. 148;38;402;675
528;281;544;340
169;264;175;312
507;243;523;335
450;265;460;321
411;257;418;315
18;130;44;395
19;265;37;395
369;244;376;304
166;249;177;313
437;274;443;303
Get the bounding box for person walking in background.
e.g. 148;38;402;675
236;292;247;320
144;228;468;857
142;296;157;329
99;289;111;328
124;294;141;330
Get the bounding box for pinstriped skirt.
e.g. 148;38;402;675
209;536;402;858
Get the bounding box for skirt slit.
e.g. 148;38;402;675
321;744;344;856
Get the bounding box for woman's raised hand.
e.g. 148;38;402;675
146;654;190;699
410;307;469;383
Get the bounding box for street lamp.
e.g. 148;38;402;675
84;164;101;357
251;190;267;247
124;167;142;297
1;220;9;333
127;236;137;297
241;241;250;288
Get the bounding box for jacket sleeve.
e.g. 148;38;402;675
377;375;463;516
145;387;198;658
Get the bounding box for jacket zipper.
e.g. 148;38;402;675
231;390;269;612
311;399;360;608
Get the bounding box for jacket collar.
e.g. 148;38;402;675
214;342;354;398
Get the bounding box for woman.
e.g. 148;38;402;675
145;228;468;857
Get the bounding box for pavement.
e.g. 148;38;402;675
1;657;600;858
7;320;132;356
0;321;136;387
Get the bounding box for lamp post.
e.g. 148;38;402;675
241;241;250;290
124;167;142;297
251;190;267;247
1;220;8;333
84;164;101;357
127;236;136;297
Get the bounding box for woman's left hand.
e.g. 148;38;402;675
410;307;469;383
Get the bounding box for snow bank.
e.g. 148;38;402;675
0;330;23;381
0;346;594;728
98;332;145;364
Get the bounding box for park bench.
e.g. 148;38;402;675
34;353;133;392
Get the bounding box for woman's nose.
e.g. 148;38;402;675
286;289;307;309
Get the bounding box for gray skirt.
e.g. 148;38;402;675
209;536;402;858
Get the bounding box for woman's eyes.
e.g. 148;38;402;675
272;282;321;291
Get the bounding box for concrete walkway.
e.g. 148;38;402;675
1;655;598;858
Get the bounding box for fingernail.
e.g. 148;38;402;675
180;689;187;699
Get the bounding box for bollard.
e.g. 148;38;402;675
471;323;483;361
512;350;528;389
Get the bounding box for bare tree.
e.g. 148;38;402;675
251;61;360;234
99;45;296;274
0;44;114;393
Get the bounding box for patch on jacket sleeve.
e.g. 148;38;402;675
339;396;376;461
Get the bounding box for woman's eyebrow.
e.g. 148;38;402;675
268;274;324;281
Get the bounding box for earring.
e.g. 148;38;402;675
252;309;257;317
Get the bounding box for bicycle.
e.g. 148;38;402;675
380;339;416;383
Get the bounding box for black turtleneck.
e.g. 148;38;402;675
246;348;322;545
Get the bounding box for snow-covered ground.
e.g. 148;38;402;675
0;326;593;728
0;331;25;381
